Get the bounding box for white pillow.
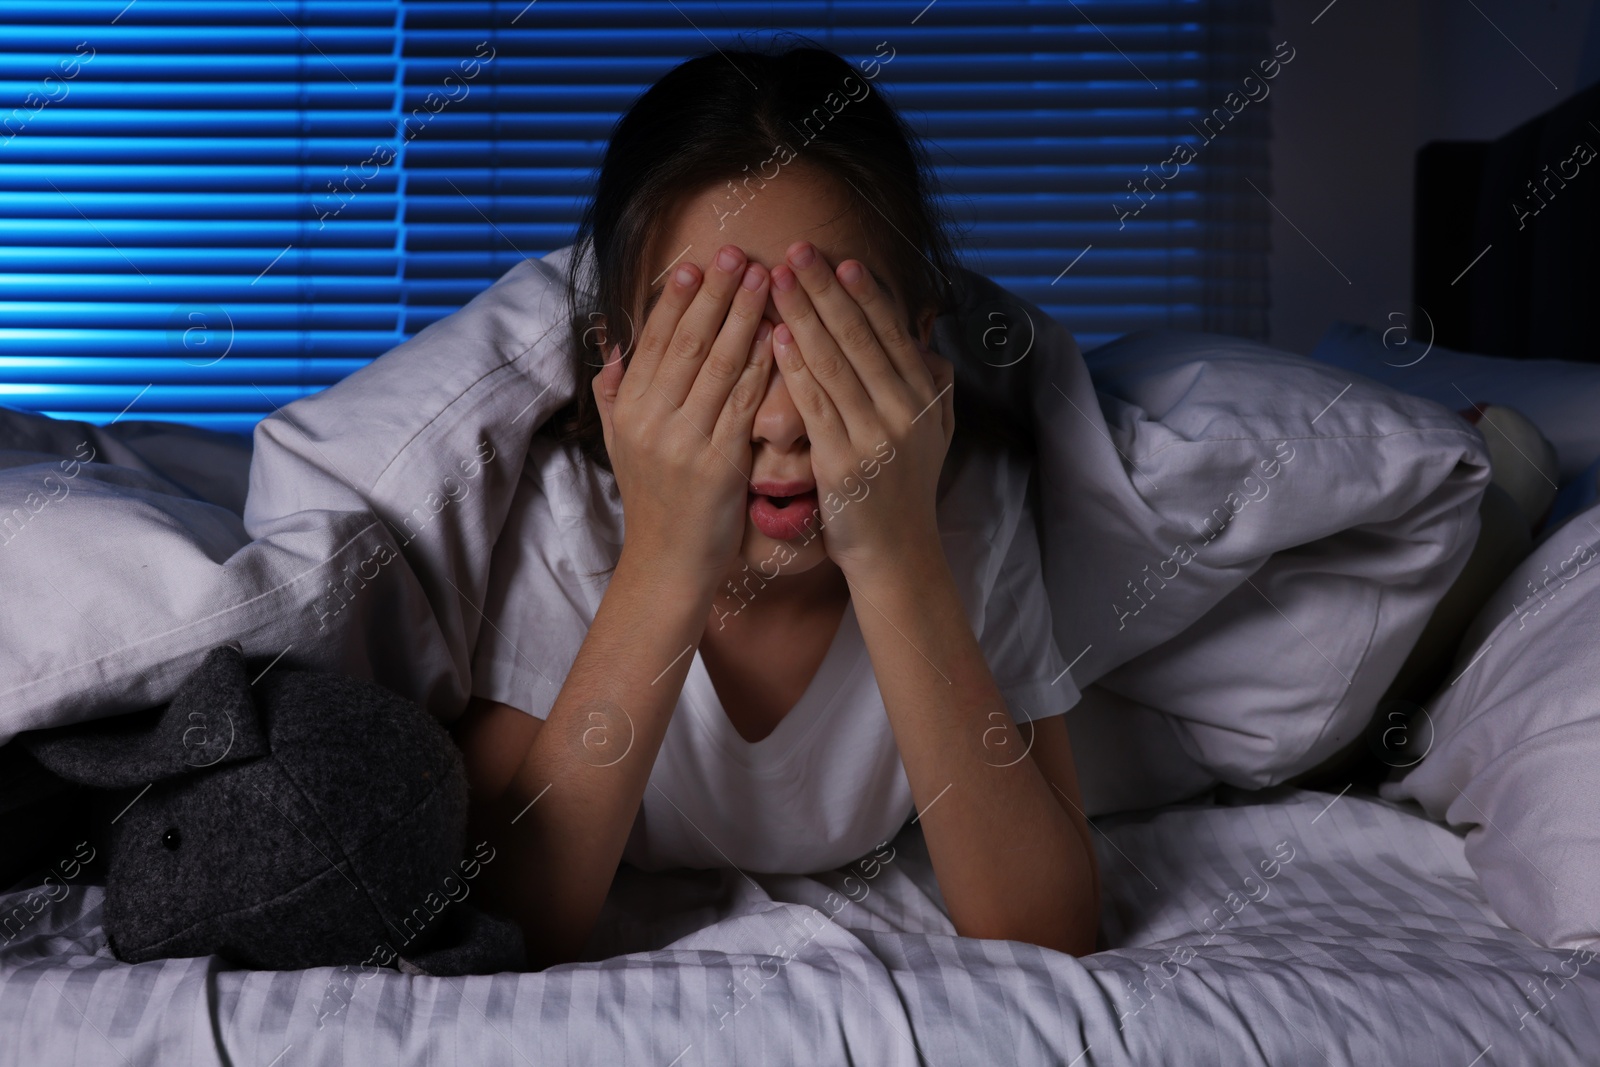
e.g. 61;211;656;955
0;457;447;744
1383;500;1600;948
0;408;252;516
1311;320;1600;482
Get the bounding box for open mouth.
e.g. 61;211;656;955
747;489;821;541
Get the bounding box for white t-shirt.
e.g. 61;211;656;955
470;427;1081;875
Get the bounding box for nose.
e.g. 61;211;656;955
751;320;807;452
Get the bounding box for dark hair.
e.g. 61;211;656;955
548;36;963;473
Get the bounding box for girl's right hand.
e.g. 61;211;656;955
593;244;774;592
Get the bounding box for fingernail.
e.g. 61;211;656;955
741;264;764;291
838;260;863;285
789;243;815;269
716;246;743;273
674;264;697;287
756;320;773;342
774;323;793;347
772;266;796;292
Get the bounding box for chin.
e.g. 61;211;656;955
736;519;830;577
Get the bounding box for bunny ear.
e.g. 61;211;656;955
21;644;270;788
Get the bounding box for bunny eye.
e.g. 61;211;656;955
161;828;182;851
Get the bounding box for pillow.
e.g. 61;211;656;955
0;455;445;743
1456;403;1560;532
1310;320;1600;482
0;408;253;516
1540;453;1600;544
1382;499;1600;949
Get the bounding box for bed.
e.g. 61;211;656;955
4;287;1597;1067
4;782;1597;1065
6;111;1600;1067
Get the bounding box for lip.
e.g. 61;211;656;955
748;488;821;541
749;479;816;497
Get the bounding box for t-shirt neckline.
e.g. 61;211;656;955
682;598;865;771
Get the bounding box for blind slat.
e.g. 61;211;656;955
0;0;1271;427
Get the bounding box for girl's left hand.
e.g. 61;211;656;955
768;241;955;577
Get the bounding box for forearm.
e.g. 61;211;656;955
850;537;1099;955
473;549;713;967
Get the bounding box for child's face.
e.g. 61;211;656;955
629;162;934;585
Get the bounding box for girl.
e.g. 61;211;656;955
452;41;1099;969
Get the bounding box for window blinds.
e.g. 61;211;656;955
0;0;1272;433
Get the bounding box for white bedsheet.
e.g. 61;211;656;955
2;787;1592;1066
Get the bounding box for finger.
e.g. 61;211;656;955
712;318;775;454
835;256;935;394
622;260;704;402
780;242;904;409
770;257;875;430
771;321;845;445
651;244;751;410
909;345;954;441
600;342;624;401
594;343;623;455
682;260;771;431
928;349;956;450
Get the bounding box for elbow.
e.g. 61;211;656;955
955;915;1099;958
1020;898;1100;957
1025;923;1101;957
953;882;1100;956
1041;922;1100;958
475;854;596;972
524;936;580;972
514;911;596;972
502;890;599;971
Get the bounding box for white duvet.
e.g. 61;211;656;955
0;246;1489;805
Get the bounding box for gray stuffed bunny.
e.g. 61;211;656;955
17;643;525;975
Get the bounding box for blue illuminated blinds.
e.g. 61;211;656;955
0;0;1272;432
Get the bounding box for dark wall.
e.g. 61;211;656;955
1266;0;1599;356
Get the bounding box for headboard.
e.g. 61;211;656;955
1413;78;1600;362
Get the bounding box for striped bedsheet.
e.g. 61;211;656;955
1;786;1593;1066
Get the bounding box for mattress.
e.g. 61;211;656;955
3;785;1593;1066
